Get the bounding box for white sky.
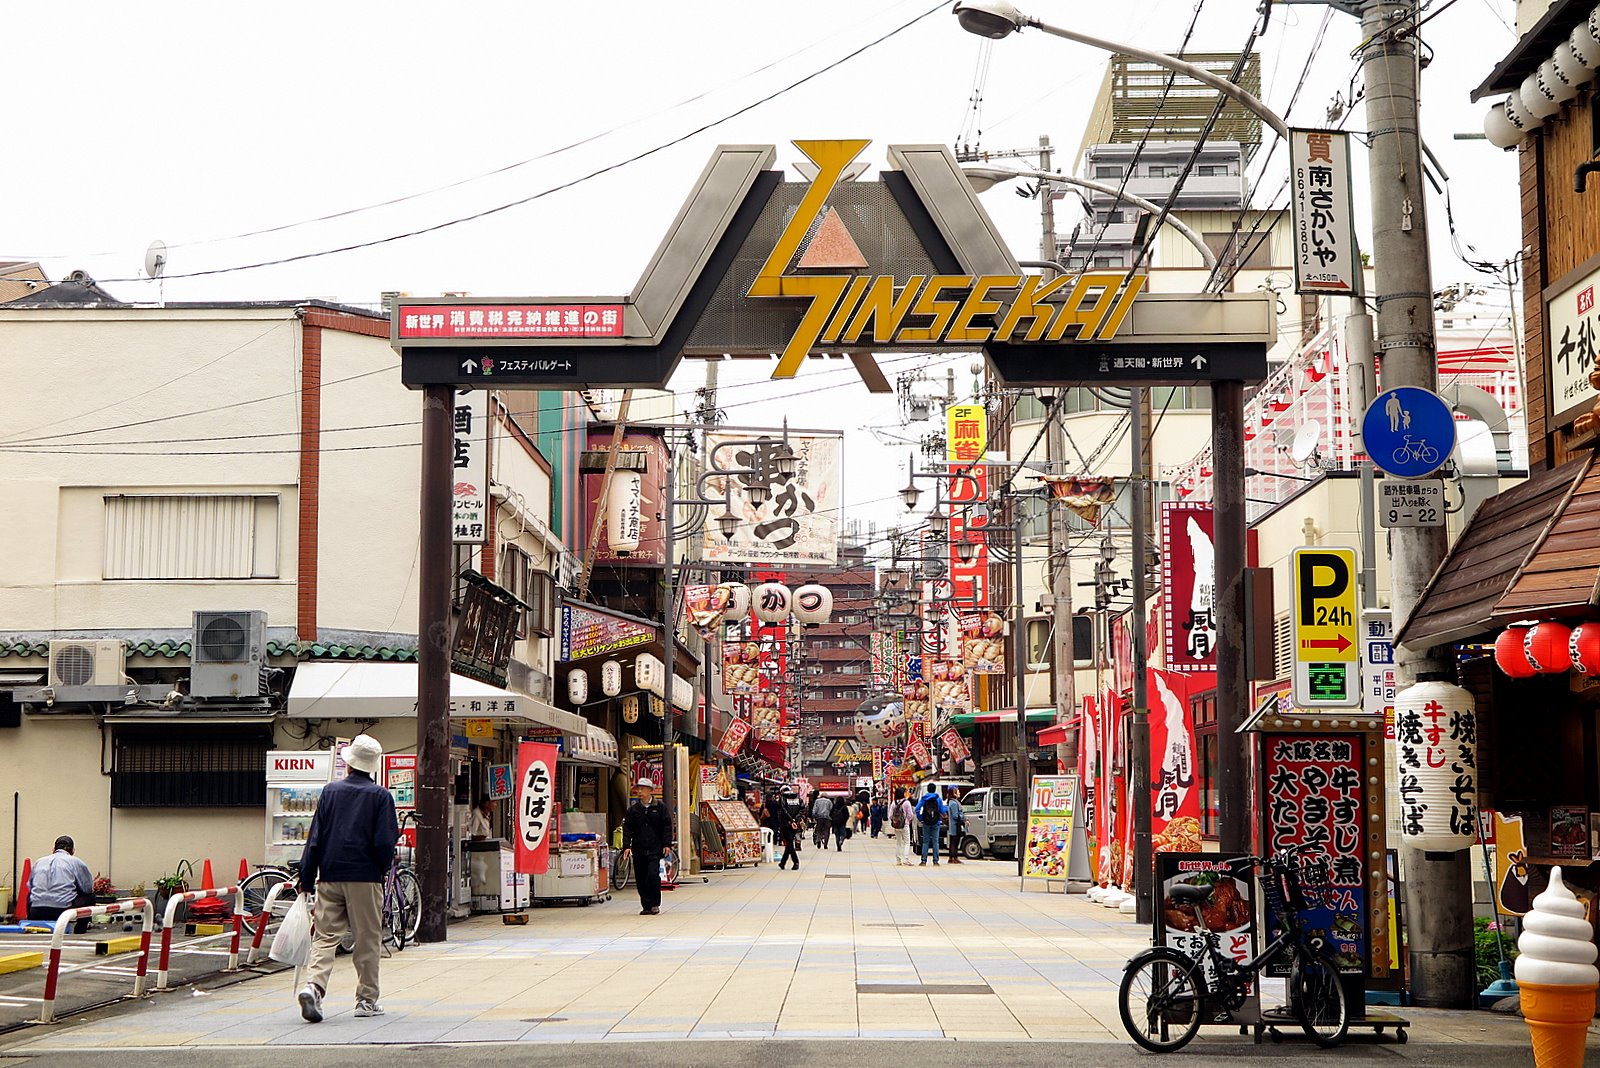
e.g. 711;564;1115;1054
2;0;1522;533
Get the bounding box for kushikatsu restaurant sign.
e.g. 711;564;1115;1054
391;140;1275;391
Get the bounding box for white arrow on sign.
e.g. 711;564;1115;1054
460;359;476;375
1190;354;1208;369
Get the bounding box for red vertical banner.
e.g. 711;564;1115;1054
752;569;787;741
1099;690;1120;886
1148;669;1203;852
1080;695;1100;885
514;741;559;875
1160;503;1217;674
948;463;989;607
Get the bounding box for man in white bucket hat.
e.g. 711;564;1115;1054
296;734;399;1023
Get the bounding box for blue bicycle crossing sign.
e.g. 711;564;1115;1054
1361;386;1455;478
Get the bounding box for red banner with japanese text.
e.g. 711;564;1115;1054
514;741;559;875
1080;695;1100;884
948;462;989;608
716;718;752;757
752;569;788;740
1098;690;1121;886
939;728;970;763
1148;669;1204;853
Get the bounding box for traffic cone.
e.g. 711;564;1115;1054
200;858;214;891
238;858;249;884
16;858;30;920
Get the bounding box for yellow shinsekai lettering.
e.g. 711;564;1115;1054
1095;273;1147;340
1045;272;1126;342
781;276;852;367
898;275;968;343
821;276;871;344
841;275;925;344
994;274;1075;342
945;275;1020;342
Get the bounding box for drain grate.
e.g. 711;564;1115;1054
857;983;993;995
521;1017;569;1024
864;922;923;929
824;874;851;879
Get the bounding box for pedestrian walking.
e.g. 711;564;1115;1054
892;790;916;865
26;836;94;933
830;794;851;851
775;787;801;871
297;735;400;1024
944;787;966;864
916;784;946;866
869;799;886;838
854;800;868;835
621;777;673;916
810;792;834;850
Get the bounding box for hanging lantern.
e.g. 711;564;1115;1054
1525;622;1574;674
718;582;751;618
567;669;589;705
601;659;623;697
1395;679;1478;851
606;472;643;556
622;695;640;724
751;582;793;623
1569;623;1600;674
793;583;834;625
635;653;664;697
1495;626;1537;678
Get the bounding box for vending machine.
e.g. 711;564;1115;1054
265;749;334;866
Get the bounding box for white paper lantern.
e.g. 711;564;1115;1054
719;582;751;618
793;583;834;625
1542;57;1581;105
635;653;663;697
1571;20;1600;72
751;582;793;623
1504;90;1538;134
606;472;643;555
1522;71;1561;121
1555;39;1592;92
1394;679;1477;851
671;675;693;712
601;659;623;697
1483;102;1523;149
567;669;589;705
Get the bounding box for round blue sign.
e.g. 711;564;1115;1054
1361;387;1455;478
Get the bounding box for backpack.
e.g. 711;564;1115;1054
918;796;941;827
890;802;906;830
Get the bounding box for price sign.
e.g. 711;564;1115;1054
1379;480;1445;528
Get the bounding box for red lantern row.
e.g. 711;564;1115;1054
1494;622;1600;677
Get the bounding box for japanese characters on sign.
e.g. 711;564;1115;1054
945;404;987;462
1546;265;1600;424
947;462;989;607
1289;129;1358;295
487;763;513;801
1361;609;1395;721
703;431;842;565
1262;734;1368;975
558;601;655;661
451;390;490;545
1160;504;1217;673
1023;774;1078;880
939;727;970;763
1291;547;1361;708
1394;680;1478;851
584;432;668;564
398;303;624;339
752;569;789;741
1148;670;1203;852
722;637;761;695
1155;854;1259;1023
384;754;417;813
959;611;1006;675
717;717;752;758
451;574;521;689
514;741;559;875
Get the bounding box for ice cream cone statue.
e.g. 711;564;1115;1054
1515;866;1599;1068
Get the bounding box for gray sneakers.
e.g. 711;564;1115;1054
298;984;323;1023
354;998;386;1017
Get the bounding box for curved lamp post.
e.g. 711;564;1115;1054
963;165;1219;270
952;1;1289;139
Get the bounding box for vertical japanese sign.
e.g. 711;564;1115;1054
451;389;490;544
514;741;559;875
1262;734;1367;975
384;754;417;813
1291;547;1361;708
583;432;669;564
1148;669;1203;852
487;763;513;801
1361;609;1395;721
947;462;990;607
1022;774;1078;879
1080;696;1099;883
716;717;752;757
752;569;788;741
722;638;761;695
1545;264;1600;424
945;404;987;462
1289;128;1358;295
939;727;970;763
1160;504;1217;673
1155;853;1259;1023
703;431;842;565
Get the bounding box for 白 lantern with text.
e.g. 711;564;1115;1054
1394;678;1477;851
601;659;623;697
792;584;834;625
751;582;793;623
605;472;643;556
1570;623;1600;675
718;582;751;618
567;669;589;705
1525;622;1573;674
635;653;664;697
1494;626;1537;678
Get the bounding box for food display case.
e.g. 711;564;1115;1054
265;750;334;866
703;800;763;867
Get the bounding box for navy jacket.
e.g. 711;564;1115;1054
299;769;400;888
621;799;673;858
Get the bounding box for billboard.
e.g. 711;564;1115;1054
1160;503;1217;673
702;431;842;565
582;431;669;565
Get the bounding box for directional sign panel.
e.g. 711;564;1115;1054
1291;546;1361;709
1361;387;1456;478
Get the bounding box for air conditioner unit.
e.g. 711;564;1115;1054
191;610;268;699
48;640;127;688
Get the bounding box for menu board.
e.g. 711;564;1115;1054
1154;853;1258;1024
1261;733;1367;975
1550;805;1591;860
704;800;762;865
559;602;654;661
1022;775;1078;880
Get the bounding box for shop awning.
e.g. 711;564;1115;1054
1036;723;1072;747
947;709;1056;726
1398;455;1600;649
286;662;587;735
566;724;619;767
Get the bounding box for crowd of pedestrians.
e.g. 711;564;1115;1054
754;783;969;871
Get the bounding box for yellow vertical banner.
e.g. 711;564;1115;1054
945;404;987;462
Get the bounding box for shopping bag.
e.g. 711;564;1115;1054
268;894;313;967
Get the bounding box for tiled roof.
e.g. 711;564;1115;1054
0;639;418;662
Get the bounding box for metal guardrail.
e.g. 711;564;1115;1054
245;880;294;965
40;897;155;1023
156;886;244;992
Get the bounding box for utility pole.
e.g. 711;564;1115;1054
1356;0;1469;1007
1128;388;1154;923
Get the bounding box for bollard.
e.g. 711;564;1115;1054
156;885;243;991
246;880;294;964
40;897;154;1023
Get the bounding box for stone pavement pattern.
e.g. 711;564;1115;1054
0;832;1558;1053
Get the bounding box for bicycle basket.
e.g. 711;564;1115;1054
1290;851;1335;912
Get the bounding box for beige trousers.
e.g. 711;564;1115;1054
305;881;382;1003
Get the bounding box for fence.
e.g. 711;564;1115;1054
40;897;155;1023
156;886;244;992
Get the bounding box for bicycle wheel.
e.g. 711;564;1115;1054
1118;948;1206;1053
238;869;293;938
613;852;632;890
1419;444;1439;466
1292;949;1349;1048
398;868;421;943
386;884;408;952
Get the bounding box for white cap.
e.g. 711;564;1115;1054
341;734;383;775
636;777;655;789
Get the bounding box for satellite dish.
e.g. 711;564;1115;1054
1290;419;1323;465
144;240;167;279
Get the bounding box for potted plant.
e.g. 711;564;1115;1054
152;860;194;925
93;875;116;904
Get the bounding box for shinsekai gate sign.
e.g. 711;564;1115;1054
392;140;1275;391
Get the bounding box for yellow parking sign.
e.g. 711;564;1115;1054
1291;546;1360;708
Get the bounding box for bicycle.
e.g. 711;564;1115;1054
1391;435;1440;468
612;847;675;891
1117;844;1349;1053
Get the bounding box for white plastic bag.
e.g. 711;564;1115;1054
268;894;312;967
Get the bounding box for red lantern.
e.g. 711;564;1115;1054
1525;622;1573;674
1570;623;1600;675
1494;626;1536;678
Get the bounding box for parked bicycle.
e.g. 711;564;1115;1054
1117;844;1349;1053
610;846;674;892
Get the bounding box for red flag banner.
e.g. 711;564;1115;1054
939;728;970;763
1148;669;1203;853
1099;690;1121;886
1080;695;1100;885
907;738;932;769
514;741;559;875
717;718;752;757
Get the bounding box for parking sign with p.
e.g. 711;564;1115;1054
1291;547;1361;708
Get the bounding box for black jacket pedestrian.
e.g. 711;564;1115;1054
298;769;400;890
622;799;673;857
830;799;851;828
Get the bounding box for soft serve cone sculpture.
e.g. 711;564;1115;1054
1515;867;1599;1068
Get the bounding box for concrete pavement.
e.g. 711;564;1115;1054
0;831;1556;1059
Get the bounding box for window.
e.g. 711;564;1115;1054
1273;613;1293;680
1147;165;1177;179
1196;164;1233;177
1072;614;1094;667
498;545;555;637
111;728;271;807
103;494;279;580
1025;618;1052;669
1091;255;1124;269
1094;165;1124;179
1096;210;1126;225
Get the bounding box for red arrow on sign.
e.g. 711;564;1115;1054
1300;635;1353;653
